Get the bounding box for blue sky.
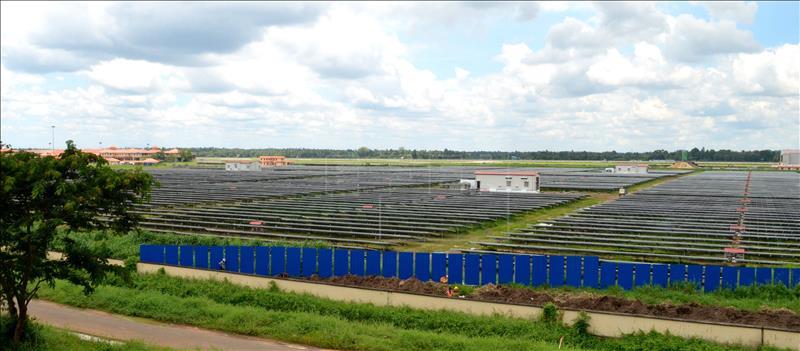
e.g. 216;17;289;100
1;1;798;151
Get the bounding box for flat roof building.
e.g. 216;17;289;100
259;155;292;167
774;149;800;170
615;164;649;174
474;171;540;193
225;161;262;172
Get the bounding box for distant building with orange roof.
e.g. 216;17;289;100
259;155;292;167
25;145;182;165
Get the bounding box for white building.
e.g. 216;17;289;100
781;149;800;165
225;162;262;171
474;171;540;193
614;164;649;174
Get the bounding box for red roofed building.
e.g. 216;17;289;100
27;146;182;165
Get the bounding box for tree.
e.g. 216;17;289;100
178;149;194;162
0;141;153;344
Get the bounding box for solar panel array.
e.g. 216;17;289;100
137;188;584;247
479;172;800;266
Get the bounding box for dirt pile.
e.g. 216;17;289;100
306;275;800;330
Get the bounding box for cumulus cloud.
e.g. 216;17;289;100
694;1;758;24
664;15;760;62
1;2;797;151
1;2;325;73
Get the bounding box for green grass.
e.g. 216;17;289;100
0;317;171;351
404;192;615;252
497;282;800;315
58;230;330;262
35;272;788;351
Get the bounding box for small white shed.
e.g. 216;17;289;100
614;164;649;174
225;162;262;172
474;171;540;193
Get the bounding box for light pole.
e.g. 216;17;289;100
51;125;55;150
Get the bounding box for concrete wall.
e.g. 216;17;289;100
138;263;799;350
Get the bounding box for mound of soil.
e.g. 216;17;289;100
306;275;800;331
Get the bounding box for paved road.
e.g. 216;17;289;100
29;300;327;351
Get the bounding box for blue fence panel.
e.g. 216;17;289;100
317;248;333;278
195;246;209;269
793;269;800;288
350;249;365;276
549;256;565;287
773;268;789;287
210;247;225;271
600;262;616;289
722;266;738;290
302;247;317;277
334;249;349;277
366;251;381;276
498;255;514;285
687;265;704;289
240;246;254;274
270;246;286;276
286;247;301;277
179;245;193;267
668;264;686;286
414;252;430;281
140;245;165;264
704;265;721;292
431;253;447;282
617;263;634;290
382;251;397;278
634;263;651;287
481;254;497;285
652;264;668;288
532;256;547;287
225;246;240;272
399;252;414;279
514;255;531;286
165;246;179;265
464;254;480;285
583;256;599;288
448;253;463;285
756;267;772;285
739;267;755;286
565;256;581;288
255;247;269;275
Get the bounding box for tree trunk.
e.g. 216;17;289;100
12;299;26;344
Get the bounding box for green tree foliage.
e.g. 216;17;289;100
177;149;194;162
187;147;781;162
0;141;154;344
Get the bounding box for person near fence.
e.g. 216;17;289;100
218;258;226;270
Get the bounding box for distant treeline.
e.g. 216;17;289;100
190;147;781;162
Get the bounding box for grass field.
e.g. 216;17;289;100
35;272;786;351
0;317;169;351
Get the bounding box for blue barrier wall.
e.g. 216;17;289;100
140;245;800;292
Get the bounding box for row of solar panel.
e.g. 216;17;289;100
140;245;800;291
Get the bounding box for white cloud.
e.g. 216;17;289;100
694;1;758;24
731;44;800;97
1;2;797;151
664;15;760;62
86;59;188;93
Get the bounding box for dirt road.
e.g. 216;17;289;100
28;300;328;351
